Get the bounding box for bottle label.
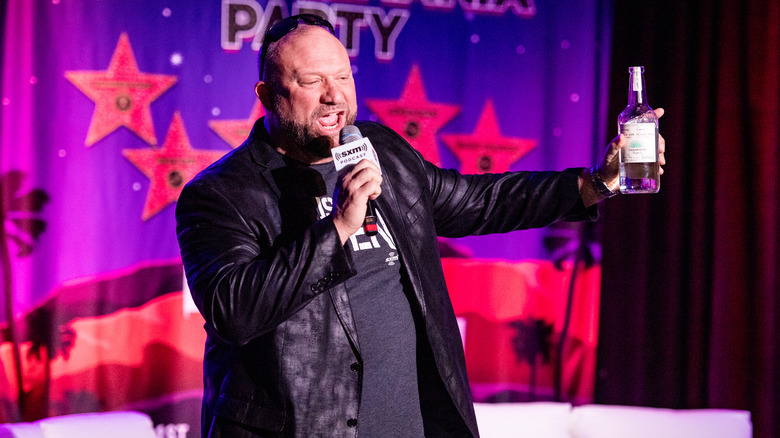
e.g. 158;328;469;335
619;122;656;163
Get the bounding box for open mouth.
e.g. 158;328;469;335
317;108;346;135
316;110;344;132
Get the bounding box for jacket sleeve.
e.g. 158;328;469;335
424;160;596;238
175;177;356;347
362;121;596;239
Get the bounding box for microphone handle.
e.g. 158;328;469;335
364;200;378;236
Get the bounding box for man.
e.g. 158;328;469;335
176;14;665;438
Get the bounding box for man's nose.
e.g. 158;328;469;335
320;79;343;104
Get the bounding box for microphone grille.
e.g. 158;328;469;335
339;125;363;144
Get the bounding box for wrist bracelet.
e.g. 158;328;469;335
590;165;617;198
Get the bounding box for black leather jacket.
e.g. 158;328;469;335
176;120;595;437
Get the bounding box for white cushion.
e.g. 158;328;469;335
474;402;572;438
38;411;155;438
0;422;46;438
569;404;752;438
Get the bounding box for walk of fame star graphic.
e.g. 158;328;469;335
365;65;460;166
65;33;177;146
209;101;265;148
441;100;536;174
123;112;226;220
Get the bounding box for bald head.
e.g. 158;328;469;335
262;26;344;85
254;25;358;163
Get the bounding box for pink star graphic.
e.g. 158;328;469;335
65;33;177;146
365;65;460;166
209;101;265;148
441;100;536;174
123;112;226;220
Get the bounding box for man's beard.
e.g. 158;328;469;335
275;100;357;160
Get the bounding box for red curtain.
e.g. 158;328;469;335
597;1;779;438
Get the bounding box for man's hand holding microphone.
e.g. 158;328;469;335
331;126;382;245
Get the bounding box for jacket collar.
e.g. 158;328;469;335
245;117;281;170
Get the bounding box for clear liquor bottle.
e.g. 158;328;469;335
618;66;660;193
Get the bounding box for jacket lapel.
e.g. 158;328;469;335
329;285;362;356
246;118;283;200
373;145;428;319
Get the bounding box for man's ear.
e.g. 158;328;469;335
255;81;273;110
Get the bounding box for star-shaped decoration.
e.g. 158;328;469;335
365;65;460;166
65;33;177;146
123;112;226;220
441;100;536;173
209;100;265;148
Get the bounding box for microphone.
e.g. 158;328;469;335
339;124;363;144
334;125;379;237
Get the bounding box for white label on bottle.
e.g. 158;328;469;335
619;122;656;163
632;67;642;92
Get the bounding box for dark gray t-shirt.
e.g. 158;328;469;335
311;161;424;437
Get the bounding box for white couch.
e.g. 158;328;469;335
0;404;752;437
474;402;753;438
0;411;156;438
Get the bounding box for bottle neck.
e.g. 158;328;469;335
627;66;648;106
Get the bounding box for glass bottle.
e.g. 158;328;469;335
617;66;660;193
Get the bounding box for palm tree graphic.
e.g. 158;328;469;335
510;318;553;400
543;220;600;401
1;170;49;418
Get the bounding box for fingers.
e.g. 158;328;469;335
654;108;665;172
332;159;382;243
340;159;382;200
612;133;625;154
602;113;666;181
596;134;625;183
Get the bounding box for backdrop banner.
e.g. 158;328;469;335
1;0;612;434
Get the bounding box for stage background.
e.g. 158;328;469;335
3;1;778;438
1;0;613;435
597;2;778;438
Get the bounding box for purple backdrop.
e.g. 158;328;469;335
1;0;612;433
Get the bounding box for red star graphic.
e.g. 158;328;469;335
365;65;460;166
209;100;265;148
123;112;226;220
65;33;177;146
441;100;536;174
